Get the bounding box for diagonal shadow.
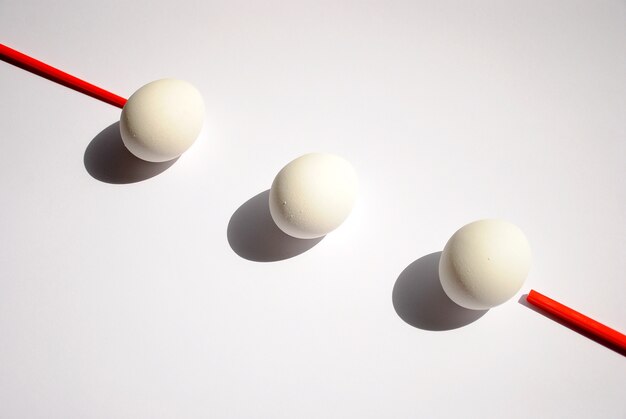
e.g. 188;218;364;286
227;190;323;262
84;121;177;184
393;252;488;331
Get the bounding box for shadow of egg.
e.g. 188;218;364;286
227;190;324;262
392;252;488;331
84;121;178;184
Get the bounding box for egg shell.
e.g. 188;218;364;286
269;153;358;239
438;219;532;310
120;79;205;162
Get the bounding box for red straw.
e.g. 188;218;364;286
526;289;626;354
0;43;127;108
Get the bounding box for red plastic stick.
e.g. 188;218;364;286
0;43;127;108
527;289;626;353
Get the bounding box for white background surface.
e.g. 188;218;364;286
1;1;625;418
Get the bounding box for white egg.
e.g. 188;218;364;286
269;153;358;239
120;79;205;162
439;219;532;310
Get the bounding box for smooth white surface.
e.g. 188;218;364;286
439;219;532;310
269;153;358;239
0;1;625;418
120;79;205;162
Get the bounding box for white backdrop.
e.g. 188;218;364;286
1;1;624;418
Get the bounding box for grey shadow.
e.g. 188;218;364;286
518;295;626;356
84;122;178;184
227;190;323;262
392;252;488;331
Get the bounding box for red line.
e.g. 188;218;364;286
0;43;127;108
527;289;626;354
